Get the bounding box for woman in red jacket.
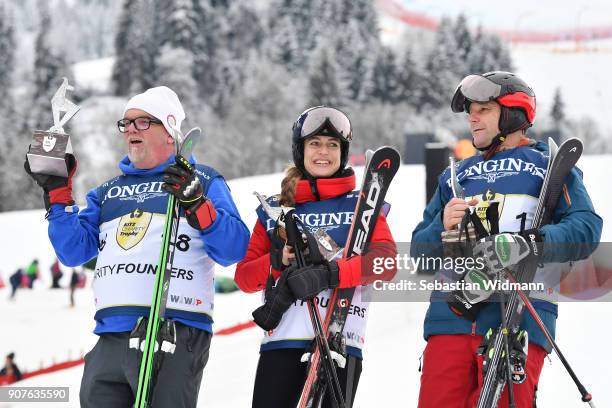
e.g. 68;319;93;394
235;106;396;407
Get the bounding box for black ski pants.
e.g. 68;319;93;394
80;322;211;408
252;348;362;408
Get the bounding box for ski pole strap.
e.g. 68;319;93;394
129;317;148;351
458;209;471;242
158;320;177;354
469;210;489;239
282;210;307;264
129;318;177;354
486;202;500;235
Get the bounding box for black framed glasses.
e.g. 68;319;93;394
117;117;163;133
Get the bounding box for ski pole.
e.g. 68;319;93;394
284;210;345;408
505;270;596;407
497;277;517;408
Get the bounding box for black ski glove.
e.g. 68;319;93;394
252;270;296;331
162;155;217;231
269;224;287;271
447;229;543;322
286;260;340;300
24;153;77;211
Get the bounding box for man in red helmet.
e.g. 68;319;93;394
412;72;602;407
451;71;537;160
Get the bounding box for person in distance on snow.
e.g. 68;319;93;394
24;259;39;289
25;86;250;408
0;352;22;382
234;106;397;407
412;71;602;407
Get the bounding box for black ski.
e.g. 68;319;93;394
477;137;584;408
298;146;401;408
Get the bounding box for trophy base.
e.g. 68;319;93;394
27;130;73;177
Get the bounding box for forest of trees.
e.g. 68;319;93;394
0;0;604;211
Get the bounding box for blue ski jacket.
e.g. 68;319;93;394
46;155;250;334
411;140;602;351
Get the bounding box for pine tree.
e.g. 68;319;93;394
308;43;342;107
333;21;379;102
111;0;137;95
419;17;461;110
156;46;198;110
453;13;472;78
333;0;382;102
467;27;513;74
151;0;211;109
0;1;15;114
396;47;424;107
111;0;155;95
29;4;72;131
191;0;242;109
199;56;305;178
265;0;323;72
0;2;19;211
190;0;216;96
226;1;263;60
208;49;243;117
368;46;401;104
153;0;200;51
551;87;565;124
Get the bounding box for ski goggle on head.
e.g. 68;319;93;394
292;106;352;142
451;74;536;123
451;74;505;113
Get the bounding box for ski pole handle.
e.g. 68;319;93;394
283;210;307;268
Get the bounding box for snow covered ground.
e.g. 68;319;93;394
1;157;611;407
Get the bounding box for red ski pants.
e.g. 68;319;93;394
418;334;547;408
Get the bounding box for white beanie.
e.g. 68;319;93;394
123;86;185;136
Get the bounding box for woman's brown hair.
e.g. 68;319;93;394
279;165;303;206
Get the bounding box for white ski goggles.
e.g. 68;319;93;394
451;75;503;112
294;106;352;142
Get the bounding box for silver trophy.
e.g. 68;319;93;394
26;77;81;177
253;191;342;261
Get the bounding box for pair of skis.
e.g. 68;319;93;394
282;209;348;407
297;146;401;408
133;126;201;408
454;138;595;407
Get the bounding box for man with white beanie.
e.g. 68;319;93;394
25;86;250;407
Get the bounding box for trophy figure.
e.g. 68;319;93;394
26;77;81;177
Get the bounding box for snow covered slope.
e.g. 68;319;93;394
0;156;610;407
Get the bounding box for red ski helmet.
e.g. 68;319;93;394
451;71;536;135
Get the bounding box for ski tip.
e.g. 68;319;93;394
377;145;401;153
183;127;202;139
563;137;584;151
